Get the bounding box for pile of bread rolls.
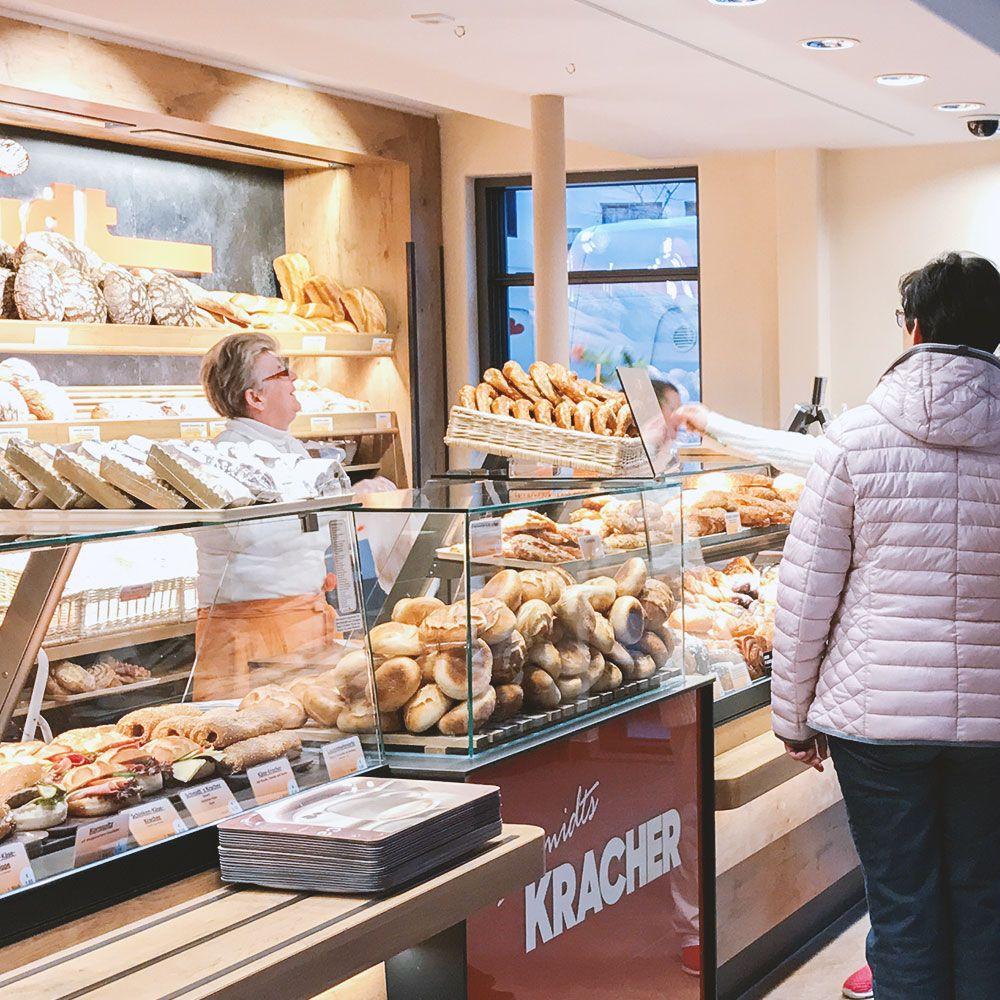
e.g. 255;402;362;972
456;361;636;437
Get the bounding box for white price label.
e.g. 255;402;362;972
248;757;297;805
33;326;69;348
301;335;327;353
68;425;100;442
179;779;242;826
724;511;743;535
209;420;228;437
0;842;34;893
372;337;393;355
375;412;392;432
310;415;334;434
179;421;209;441
127;798;187;846
0;428;29;444
73;814;130;867
469;516;503;559
509;489;553;503
328;513;359;615
321;736;366;780
577;531;606;560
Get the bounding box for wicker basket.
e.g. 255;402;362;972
0;569;197;646
445;406;649;476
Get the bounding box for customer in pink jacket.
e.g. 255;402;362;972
772;252;1000;1000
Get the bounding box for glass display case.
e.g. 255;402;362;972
350;479;689;758
0;501;383;940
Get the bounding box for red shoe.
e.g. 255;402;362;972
842;964;873;999
680;946;701;977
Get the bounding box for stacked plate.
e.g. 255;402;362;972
217;776;501;893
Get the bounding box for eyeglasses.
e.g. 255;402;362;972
260;365;294;383
895;309;906;329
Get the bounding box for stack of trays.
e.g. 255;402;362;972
217;776;501;893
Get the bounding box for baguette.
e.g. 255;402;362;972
218;731;302;775
117;703;201;740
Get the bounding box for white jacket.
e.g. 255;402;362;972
194;419;328;606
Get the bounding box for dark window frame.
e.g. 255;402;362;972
475;166;702;385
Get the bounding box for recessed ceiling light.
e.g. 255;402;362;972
936;101;985;113
411;12;455;25
708;0;767;5
875;73;929;87
801;37;858;51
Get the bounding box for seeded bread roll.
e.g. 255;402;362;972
219;731;301;775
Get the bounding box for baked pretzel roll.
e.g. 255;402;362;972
534;399;554;424
513;398;534;421
554;401;575;429
491;395;515;417
457;384;476;409
483;367;516;397
573;400;596;433
475;382;497;412
593;400;617;436
502;360;542;403
529;362;560;404
614;403;635;436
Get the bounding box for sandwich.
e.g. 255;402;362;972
0;760;47;804
135;736;218;784
0;803;12;842
64;762;141;818
6;784;67;830
99;746;164;795
56;726;138;755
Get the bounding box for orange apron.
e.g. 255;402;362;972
193;593;336;701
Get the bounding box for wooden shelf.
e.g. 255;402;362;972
44;619;194;659
0;319;394;358
715;730;809;810
0;409;398;444
14;667;191;718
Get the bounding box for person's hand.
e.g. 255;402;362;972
783;735;829;772
668;403;710;435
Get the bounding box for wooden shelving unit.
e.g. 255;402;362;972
0;319;394;358
44;619;195;659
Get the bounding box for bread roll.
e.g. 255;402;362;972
324;649;372;703
475;598;517;645
557;676;584;702
555;638;591;678
117;703;200;739
438;686;496;736
432;639;492;700
515;599;554;644
374;657;422;712
523;668;561;710
391;596;445;626
337;707;397;734
240;685;306;729
420;603;488;649
492;684;524;721
614;557;648;598
402;684;452;734
369;622;422;661
525;641;561;678
490;630;526;685
302;686;348;726
553;586;598;643
609;597;646;646
479;570;523;611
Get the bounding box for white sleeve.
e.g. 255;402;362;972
703;413;819;477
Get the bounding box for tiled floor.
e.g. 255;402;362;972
762;916;871;1000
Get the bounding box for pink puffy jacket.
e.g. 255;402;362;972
771;344;1000;745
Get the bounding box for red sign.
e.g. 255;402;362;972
467;690;705;999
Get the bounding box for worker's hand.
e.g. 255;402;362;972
782;735;829;773
668;403;710;435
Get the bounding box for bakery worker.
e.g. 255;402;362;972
192;332;337;700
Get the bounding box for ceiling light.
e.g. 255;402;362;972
801;37;858;51
0;100;133;130
708;0;767;5
936;101;985;113
875;73;929;87
410;12;454;24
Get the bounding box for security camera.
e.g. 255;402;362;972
966;116;999;138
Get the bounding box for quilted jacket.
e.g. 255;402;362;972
771;344;1000;745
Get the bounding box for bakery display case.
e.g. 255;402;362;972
0;499;384;944
347;478;690;757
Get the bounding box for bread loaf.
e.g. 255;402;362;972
55;264;107;323
273;253;311;303
303;276;346;321
147;271;195;326
0;267;16;318
19;381;76;422
14;257;63;321
103;268;152;325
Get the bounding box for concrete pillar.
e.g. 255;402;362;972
530;94;569;364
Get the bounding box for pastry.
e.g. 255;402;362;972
475;382;497;412
14;257;63;322
528;362;560;404
591;662;623;693
438;686;497;736
501;508;557;535
240;685;307;729
502;360;542;403
549;365;587;403
103;268;152;325
504;534;575;564
99;453;189;510
518;568;567;605
51;661;95;695
525;640;561;677
273;252;312;303
483;367;516;397
457;385;476;409
19;381;76;422
374;656;422;712
147;271;195;326
402;684;452;734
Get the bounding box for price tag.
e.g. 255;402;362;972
209;420;228;437
372;337;393;355
301;335;327;353
509;489;553;503
510;460;554;478
33;326;69;348
321;736;367;780
247;757;298;805
724;511;743;535
328;513;359;615
68;425;100;442
179;779;242;826
375;412;392;432
577;531;606;560
180;421;208;441
469;516;503;559
762;650;773;672
73;814;130;867
0;428;29;444
310;415;334;434
0;843;35;893
118;582;153;602
127;798;187;847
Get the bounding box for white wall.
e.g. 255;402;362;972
440;111;781;429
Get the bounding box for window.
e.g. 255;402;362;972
476;169;701;405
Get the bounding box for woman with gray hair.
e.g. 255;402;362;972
192;332;335;699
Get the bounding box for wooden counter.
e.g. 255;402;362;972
0;824;544;1000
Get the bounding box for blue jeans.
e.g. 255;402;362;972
829;737;1000;1000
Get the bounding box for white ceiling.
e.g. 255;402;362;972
5;0;1000;156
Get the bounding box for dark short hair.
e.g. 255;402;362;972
899;253;1000;353
650;377;680;407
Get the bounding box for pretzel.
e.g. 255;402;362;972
583;380;621;403
573;400;596;433
549;365;588;403
491;395;515;418
529;362;560;404
554;401;575;429
593;400;617;436
614;403;634;436
513;398;534;421
457;385;476;409
483;367;516;398
534;399;554;425
475;383;497;412
502;361;542;403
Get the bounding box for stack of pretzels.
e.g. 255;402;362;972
456;361;636;437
